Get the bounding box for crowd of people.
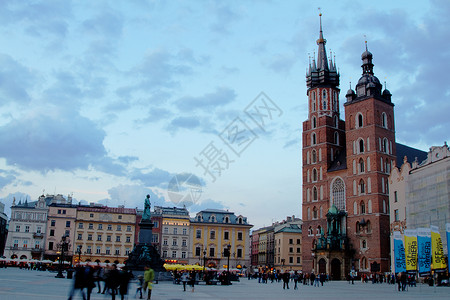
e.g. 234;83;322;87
252;270;328;288
67;263;155;300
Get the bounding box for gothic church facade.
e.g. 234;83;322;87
301;17;395;279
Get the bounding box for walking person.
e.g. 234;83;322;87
68;264;87;300
282;271;290;289
135;275;144;299
293;271;299;290
144;265;155;300
189;271;196;292
181;270;189;292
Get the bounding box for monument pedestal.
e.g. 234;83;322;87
125;220;164;272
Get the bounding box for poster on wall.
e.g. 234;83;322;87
417;228;431;276
393;231;406;274
430;225;447;271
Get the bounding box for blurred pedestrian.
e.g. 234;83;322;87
135;275;144;299
144;265;155;300
181;270;189;292
68;264;87;300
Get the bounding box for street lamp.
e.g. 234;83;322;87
226;244;231;285
55;234;70;278
203;249;207;272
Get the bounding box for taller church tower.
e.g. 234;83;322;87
302;15;395;278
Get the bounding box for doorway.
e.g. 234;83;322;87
331;258;341;280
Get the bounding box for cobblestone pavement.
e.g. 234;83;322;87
0;268;448;300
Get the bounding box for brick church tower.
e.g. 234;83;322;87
301;15;395;279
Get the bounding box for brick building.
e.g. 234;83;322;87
301;15;404;278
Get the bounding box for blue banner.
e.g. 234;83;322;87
417;228;431;275
446;223;450;270
394;231;406;273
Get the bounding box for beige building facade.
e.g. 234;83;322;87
74;205;136;264
274;217;302;271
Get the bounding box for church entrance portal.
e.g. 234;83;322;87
318;258;326;274
331;258;341;280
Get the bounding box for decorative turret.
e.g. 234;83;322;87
306;13;339;89
350;41;391;103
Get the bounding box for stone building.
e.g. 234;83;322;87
74;205;136;264
389;143;449;271
301;15;425;278
156;206;190;264
4;195;52;260
274;216;302;271
189;209;252;271
44;198;77;262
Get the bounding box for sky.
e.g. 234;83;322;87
0;0;448;230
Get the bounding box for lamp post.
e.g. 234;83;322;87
226;244;231;285
55;234;69;278
203;249;207;272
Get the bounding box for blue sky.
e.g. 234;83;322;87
0;0;448;229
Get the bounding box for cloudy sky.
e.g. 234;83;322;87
0;0;448;229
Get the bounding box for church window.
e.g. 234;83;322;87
366;221;372;233
334;115;338;128
313;207;318;219
312;116;316;129
357;113;363;128
359;158;365;173
356;222;360;233
307;208;310;220
354;201;357;215
381;112;387;128
382;138;388;154
359;139;364;153
360;201;366;214
312;187;318;201
359;179;365;194
312;92;316;111
361;257;368;270
362;240;367;249
322;89;327;99
311;133;316;145
331;177;345;211
320;206;323;218
308;226;313;236
316;225;321;235
323;100;327;110
368;200;372;214
312;168;318;182
334;132;339;145
312;150;317;163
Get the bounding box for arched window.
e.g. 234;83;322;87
356;222;360;233
320;206;323;218
322;89;327;99
307;208;311;220
359;139;365;153
211;215;216;222
334;115;338;128
381;112;387;128
312;133;316;145
357;113;363;128
312;116;317;128
359;179;365;194
366;221;372;233
312;150;317;163
360;201;366;214
383;138;388;154
361;257;368;270
308;226;313;236
323;100;327;110
354;201;358;215
359;158;365;173
362;240;367;249
334;132;339;145
313;207;318;219
312;92;316;111
312;168;318;182
224;216;229;223
332;177;345;211
313;187;318;201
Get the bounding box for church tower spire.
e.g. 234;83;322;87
306;13;339;89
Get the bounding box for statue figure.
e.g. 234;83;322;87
142;194;151;221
